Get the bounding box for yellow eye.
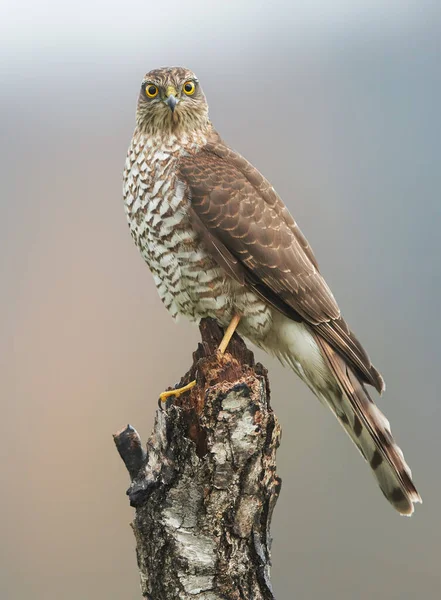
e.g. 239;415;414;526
145;84;158;98
183;81;195;96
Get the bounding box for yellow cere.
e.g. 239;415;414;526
165;85;178;98
183;81;195;95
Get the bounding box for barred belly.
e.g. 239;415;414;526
150;232;272;342
145;209;273;339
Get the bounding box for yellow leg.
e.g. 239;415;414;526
159;315;241;402
218;314;241;355
160;379;196;403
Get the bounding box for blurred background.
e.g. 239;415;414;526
1;1;440;598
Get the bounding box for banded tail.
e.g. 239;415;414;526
316;336;422;515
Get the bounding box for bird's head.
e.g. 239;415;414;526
136;66;209;135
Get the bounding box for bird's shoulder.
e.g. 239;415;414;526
179;131;320;272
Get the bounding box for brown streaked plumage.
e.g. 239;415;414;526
123;66;421;515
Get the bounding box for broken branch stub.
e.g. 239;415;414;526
114;318;282;600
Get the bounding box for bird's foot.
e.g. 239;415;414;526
159;315;241;403
159;379;196;403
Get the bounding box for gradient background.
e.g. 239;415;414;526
1;1;440;598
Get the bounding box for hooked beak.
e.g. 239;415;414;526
164;85;179;113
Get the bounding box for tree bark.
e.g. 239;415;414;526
114;318;282;600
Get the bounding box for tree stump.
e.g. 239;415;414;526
114;318;282;600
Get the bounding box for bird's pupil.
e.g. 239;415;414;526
185;84;192;92
148;86;156;95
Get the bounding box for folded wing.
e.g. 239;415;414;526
179;140;384;393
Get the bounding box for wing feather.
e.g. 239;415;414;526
179;141;384;393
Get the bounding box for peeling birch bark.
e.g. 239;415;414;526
114;318;281;600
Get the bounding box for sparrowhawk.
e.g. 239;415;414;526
123;66;421;515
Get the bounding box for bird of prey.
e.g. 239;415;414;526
123;66;421;515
